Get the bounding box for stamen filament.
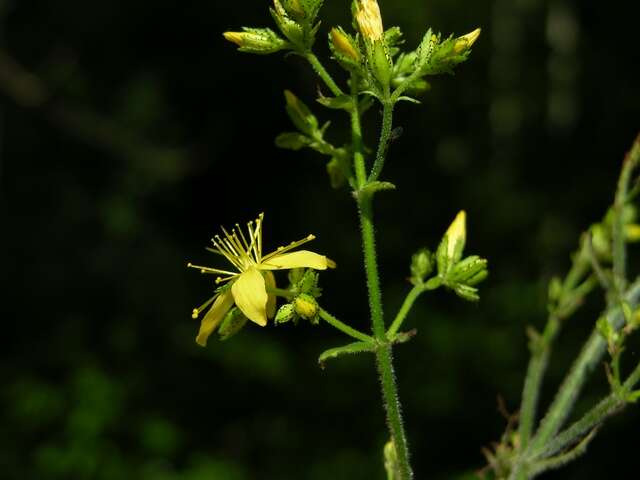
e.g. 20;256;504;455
262;234;316;261
187;263;237;276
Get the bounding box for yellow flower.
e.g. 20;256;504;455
188;213;335;346
354;0;384;42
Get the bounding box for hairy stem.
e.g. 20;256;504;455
368;100;395;183
387;284;428;337
319;308;374;343
305;52;343;97
527;278;640;455
359;194;413;479
352;93;412;476
350;75;367;187
531;359;640;465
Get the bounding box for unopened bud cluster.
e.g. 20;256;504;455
276;268;324;325
407;211;488;301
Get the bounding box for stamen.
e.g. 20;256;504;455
235;223;251;252
215;275;235;284
262;233;317;261
246;219;260;263
256;213;264;259
212;237;243;270
192;295;216;319
187;263;237;276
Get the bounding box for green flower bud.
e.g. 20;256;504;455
596;316;619;352
275;303;296;324
327;157;347;189
223;28;290;55
590;223;611;259
271;0;305;47
329;27;362;72
453;28;481;54
449;255;487;284
294;293;319;321
626;224;640;242
284;90;318;136
275;132;312;151
410;248;433;284
370;40;392;89
436;210;466;274
384;439;399;480
453;283;480;302
298;269;319;294
218;307;249;341
548;276;563;304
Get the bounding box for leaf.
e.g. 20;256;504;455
316;93;353;111
396;96;421;104
318;340;376;369
275;132;311;150
357;181;397;199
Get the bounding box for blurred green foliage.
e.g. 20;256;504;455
1;0;639;479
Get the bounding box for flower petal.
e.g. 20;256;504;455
196;290;234;347
264;270;277;319
231;267;268;326
260;250;335;270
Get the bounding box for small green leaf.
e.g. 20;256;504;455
316;93;353;111
396;96;421;104
318;341;376;369
357;181;396;199
275;132;311;150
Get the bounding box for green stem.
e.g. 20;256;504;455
367;100;395;183
358;194;413;479
350;74;367;188
517;253;591;451
532;360;640;463
517;340;552;452
319;308;374;343
527;278;640;455
612;134;640;289
305;52;343;97
387;284;428;337
268;287;372;342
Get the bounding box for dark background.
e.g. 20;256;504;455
2;0;639;479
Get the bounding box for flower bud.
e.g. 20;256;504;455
410;248;433;284
384;439;399;479
284;90;319;136
223;28;289;55
449;255;487;283
275;303;296;324
370;40;392;88
329;27;361;65
453;28;481;54
626;224;640;242
437;211;467;274
454;283;480;302
271;0;306;47
354;0;384;42
285;0;305;18
294;293;319;321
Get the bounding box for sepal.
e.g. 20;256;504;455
218;307;249;340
